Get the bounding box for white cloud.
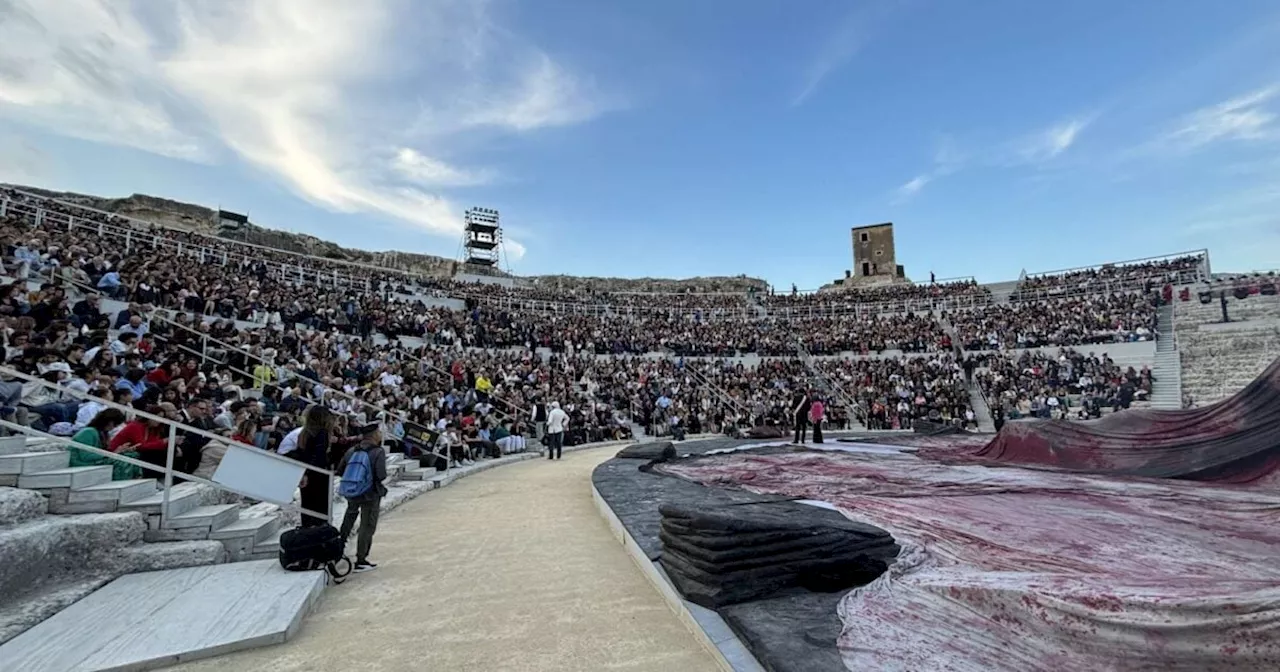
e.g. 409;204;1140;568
1017;118;1090;163
392;148;493;188
895;175;931;200
791;2;901;107
0;0;606;259
0;1;205;160
459;53;606;132
1163;86;1279;150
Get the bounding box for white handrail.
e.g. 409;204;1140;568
1;367;332;475
0;418;332;522
2;190;418;283
1023;249;1208;280
144;307;414;424
0;366;334;524
2;198;380;294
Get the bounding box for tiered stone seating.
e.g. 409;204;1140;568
1175;294;1280;406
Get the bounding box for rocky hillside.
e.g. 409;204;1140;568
530;274;767;293
8;185;459;277
8;185;769;290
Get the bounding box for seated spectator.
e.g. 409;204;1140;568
110;405;176;475
96;269;126;300
70;408;141;480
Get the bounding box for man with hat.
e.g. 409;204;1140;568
337;422;388;573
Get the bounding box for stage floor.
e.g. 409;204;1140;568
604;435;1280;671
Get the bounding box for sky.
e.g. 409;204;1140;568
0;0;1278;290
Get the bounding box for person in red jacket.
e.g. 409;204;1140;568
109;404;174;474
146;360;179;388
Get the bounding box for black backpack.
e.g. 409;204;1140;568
278;524;352;584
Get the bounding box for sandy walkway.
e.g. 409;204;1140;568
173;447;719;672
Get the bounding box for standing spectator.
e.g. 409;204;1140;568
337;423;388;573
792;388;812;444
545;401;568;460
291;405;336;527
809;395;825;444
531;398;547;442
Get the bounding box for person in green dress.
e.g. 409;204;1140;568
69;408;142;481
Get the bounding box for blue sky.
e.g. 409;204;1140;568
1;0;1278;290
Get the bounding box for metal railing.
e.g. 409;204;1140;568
0;366;334;524
1021;249;1209;281
795;340;866;429
1;189;416;287
142;307;416;425
662;350;752;423
1;197;382;293
1012;269;1204;302
455;290;759;319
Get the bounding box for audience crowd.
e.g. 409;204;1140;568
763;278;991;313
948;293;1159;351
0;188;1215;460
974;348;1154;421
1017;255;1204;300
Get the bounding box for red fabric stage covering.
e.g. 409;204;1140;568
956;356;1280;485
654;361;1280;669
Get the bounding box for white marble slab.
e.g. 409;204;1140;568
0;560;325;671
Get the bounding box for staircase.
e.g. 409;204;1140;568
0;433;421;645
964;383;997;432
1150;303;1183;410
0;438;283;561
984;279;1022;304
795;342;865;429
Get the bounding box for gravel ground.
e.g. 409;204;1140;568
171;445;719;672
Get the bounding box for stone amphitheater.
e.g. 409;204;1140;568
0;186;1276;671
1176;291;1280;406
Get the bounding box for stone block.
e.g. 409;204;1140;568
143;527;213;543
106;540;227;575
48;500;118;515
0;486;46;525
0;513;146;597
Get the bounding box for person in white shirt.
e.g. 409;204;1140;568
545;401;569;460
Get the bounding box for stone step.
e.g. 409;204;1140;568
0;436;50;456
119;485;202;518
67;479;158;505
18;465;112;490
254;528;285;555
208;514;280;544
0;451;69;476
164;504;239;530
0;561;325;671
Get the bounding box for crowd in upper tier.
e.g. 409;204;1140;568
0;187;1218;445
974;348;1155;420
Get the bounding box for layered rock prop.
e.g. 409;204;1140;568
615;441;676;461
745;425;785;439
659;502;897;608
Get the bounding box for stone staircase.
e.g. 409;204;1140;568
1174;292;1280;406
983;279;1021;304
0;436;445;645
1150;303;1183;409
964;383;997;431
0;436;284;561
794;343;864;429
